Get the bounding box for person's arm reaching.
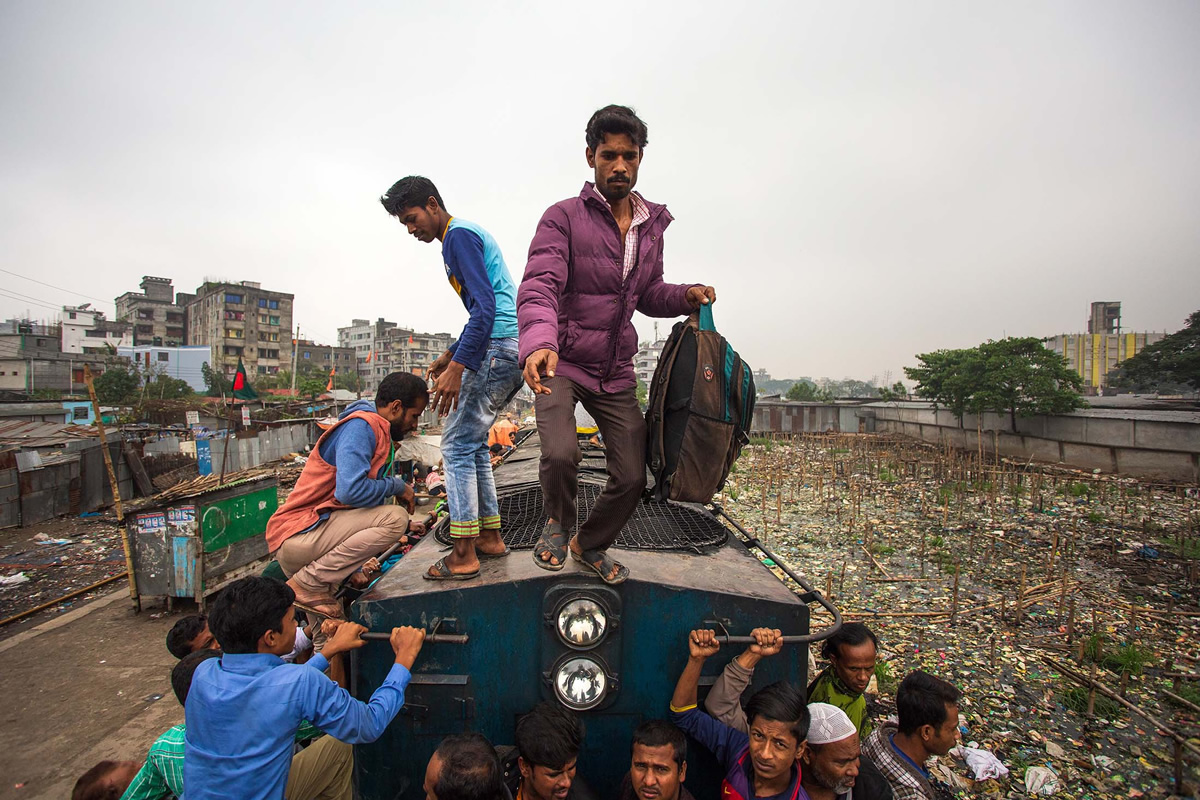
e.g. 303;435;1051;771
303;624;425;744
668;630;748;768
704;627;782;732
434;229;496;415
518;205;570;394
327;420;406;507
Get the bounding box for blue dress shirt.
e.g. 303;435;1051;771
182;652;410;799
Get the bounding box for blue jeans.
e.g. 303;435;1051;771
440;338;524;537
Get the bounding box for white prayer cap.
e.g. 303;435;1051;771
807;703;857;745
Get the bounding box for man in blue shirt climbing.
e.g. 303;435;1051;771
381;176;524;581
183;576;425;800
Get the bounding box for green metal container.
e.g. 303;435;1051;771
129;475;279;610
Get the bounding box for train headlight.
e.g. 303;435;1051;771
556;598;608;648
553;656;609;710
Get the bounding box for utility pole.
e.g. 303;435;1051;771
290;325;300;393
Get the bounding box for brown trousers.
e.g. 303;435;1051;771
275;505;409;594
285;735;353;800
535;376;646;552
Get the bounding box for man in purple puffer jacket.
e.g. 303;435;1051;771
517;104;716;584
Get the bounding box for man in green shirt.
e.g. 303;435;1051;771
807;623;879;738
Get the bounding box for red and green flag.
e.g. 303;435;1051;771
232;358;258;400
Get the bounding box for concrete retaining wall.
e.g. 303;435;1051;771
872;405;1199;483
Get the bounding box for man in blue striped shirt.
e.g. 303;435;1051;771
381;176;525;581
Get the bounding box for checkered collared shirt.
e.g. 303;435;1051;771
592;185;650;281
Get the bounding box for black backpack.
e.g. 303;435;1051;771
646;304;756;503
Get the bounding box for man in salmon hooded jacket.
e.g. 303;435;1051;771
266;371;429;617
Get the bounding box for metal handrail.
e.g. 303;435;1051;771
711;505;843;644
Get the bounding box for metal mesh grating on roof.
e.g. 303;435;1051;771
434;480;728;552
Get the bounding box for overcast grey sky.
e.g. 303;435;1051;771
2;1;1197;384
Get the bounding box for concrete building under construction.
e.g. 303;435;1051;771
1045;302;1164;394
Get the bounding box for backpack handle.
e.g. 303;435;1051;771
698;302;716;332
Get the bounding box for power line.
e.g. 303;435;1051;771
0;288;62;313
0;267;115;307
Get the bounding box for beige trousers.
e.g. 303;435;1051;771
276;505;409;594
285;735;354;800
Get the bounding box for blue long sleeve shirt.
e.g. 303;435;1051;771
441;218;518;371
669;706;806;800
316;398;406;508
182;653;410;799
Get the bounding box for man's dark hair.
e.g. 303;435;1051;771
377;372;430;409
71;762;126;800
380;176;446;217
896;671;961;735
745;681;810;744
489;443;504;454
172;648;220;705
631;719;686;767
434;732;504;800
585;105;649;151
166;614;208;659
207;577;294;654
515;702;582;770
821;622;879;661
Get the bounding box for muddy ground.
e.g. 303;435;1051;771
722;434;1199;799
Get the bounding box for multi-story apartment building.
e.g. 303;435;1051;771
634;339;668;387
375;327;454;384
114;276;188;347
186;281;294;378
337;318;398;392
1045;302;1165;395
60;305;132;355
294;339;357;379
0;319;121;392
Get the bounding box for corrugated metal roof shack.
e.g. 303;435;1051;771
0;419;133;529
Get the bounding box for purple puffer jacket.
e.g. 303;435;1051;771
517;182;697;393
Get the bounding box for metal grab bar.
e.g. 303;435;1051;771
711;505;843;645
360;632;469;644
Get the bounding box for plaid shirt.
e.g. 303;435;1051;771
121;724;185;799
862;721;937;800
592;185;650;280
120;721;325;800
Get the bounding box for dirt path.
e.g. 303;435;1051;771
0;590;181;799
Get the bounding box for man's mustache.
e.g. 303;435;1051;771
608;176;629;184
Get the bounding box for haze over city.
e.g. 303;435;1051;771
2;1;1197;384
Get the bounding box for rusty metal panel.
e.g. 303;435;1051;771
0;467;18;529
132;510;172;598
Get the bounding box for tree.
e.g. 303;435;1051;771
877;382;907;402
93;366;141;403
786;380;831;402
974;337;1085;429
906;338;1084;429
201;362;231;396
145;375;195;400
1109;310;1200;393
335;371;364;394
296;375;327;399
635;377;648;409
904;348;985;421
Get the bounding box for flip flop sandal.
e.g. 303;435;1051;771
423;557;480;581
570;546;630;585
532;522;568;571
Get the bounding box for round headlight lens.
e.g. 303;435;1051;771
556;598;607;648
554;656;608;710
